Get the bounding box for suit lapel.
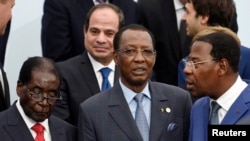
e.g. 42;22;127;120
79;52;100;94
148;82;169;141
107;82;142;141
222;86;250;124
49;116;66;141
5;105;34;141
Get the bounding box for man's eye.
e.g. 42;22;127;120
33;89;42;94
143;49;154;55
48;91;58;97
125;49;136;54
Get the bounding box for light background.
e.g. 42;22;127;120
4;0;250;103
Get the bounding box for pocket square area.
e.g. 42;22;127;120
167;123;178;132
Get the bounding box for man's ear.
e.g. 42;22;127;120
200;15;209;25
217;59;228;76
16;80;24;97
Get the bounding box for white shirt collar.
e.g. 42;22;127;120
213;76;248;111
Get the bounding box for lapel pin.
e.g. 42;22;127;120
166;107;171;113
161;108;164;112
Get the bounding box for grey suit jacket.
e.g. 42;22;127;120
0;102;76;141
78;81;192;141
54;51;120;125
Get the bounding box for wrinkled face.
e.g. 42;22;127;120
183;41;218;98
0;0;15;35
182;2;203;37
114;29;156;88
17;70;60;122
84;8;119;65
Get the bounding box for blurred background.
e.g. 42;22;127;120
5;0;250;103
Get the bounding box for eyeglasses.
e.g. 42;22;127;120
183;58;215;70
27;86;61;104
117;48;156;57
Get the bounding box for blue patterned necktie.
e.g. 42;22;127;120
134;93;149;141
209;101;221;125
100;67;111;91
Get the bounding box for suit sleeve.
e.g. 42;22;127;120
78;102;97;141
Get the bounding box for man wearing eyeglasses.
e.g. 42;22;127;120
0;56;76;141
184;27;250;141
178;0;250;93
78;24;192;141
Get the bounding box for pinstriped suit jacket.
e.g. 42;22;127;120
78;81;192;141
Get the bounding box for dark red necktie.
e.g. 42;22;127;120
32;123;45;141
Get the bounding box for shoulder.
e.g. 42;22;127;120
150;81;189;95
50;115;76;130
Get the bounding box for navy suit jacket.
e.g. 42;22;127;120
53;51;120;125
41;0;138;62
78;81;192;141
0;103;76;141
0;63;10;111
189;83;250;141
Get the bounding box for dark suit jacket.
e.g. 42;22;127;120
53;51;120;125
78;81;192;141
0;103;76;141
41;0;138;62
189;83;250;141
0;21;11;65
138;0;192;85
0;63;10;111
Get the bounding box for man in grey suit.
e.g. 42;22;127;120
53;4;123;126
78;24;192;141
0;57;76;141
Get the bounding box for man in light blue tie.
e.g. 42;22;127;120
78;24;192;141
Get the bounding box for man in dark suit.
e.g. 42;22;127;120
78;24;192;141
0;63;10;111
0;56;76;141
53;4;122;126
41;0;138;62
0;0;14;111
137;0;192;85
0;21;11;66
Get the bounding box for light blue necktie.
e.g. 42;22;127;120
209;101;221;125
100;67;111;91
134;93;149;141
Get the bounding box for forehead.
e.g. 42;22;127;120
89;8;119;29
120;29;153;48
30;70;59;85
185;2;196;13
189;41;213;59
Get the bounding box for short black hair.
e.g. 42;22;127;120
18;56;60;84
113;24;155;51
195;32;240;72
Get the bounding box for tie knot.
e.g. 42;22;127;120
134;93;144;102
100;67;111;78
211;101;220;113
32;123;44;133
